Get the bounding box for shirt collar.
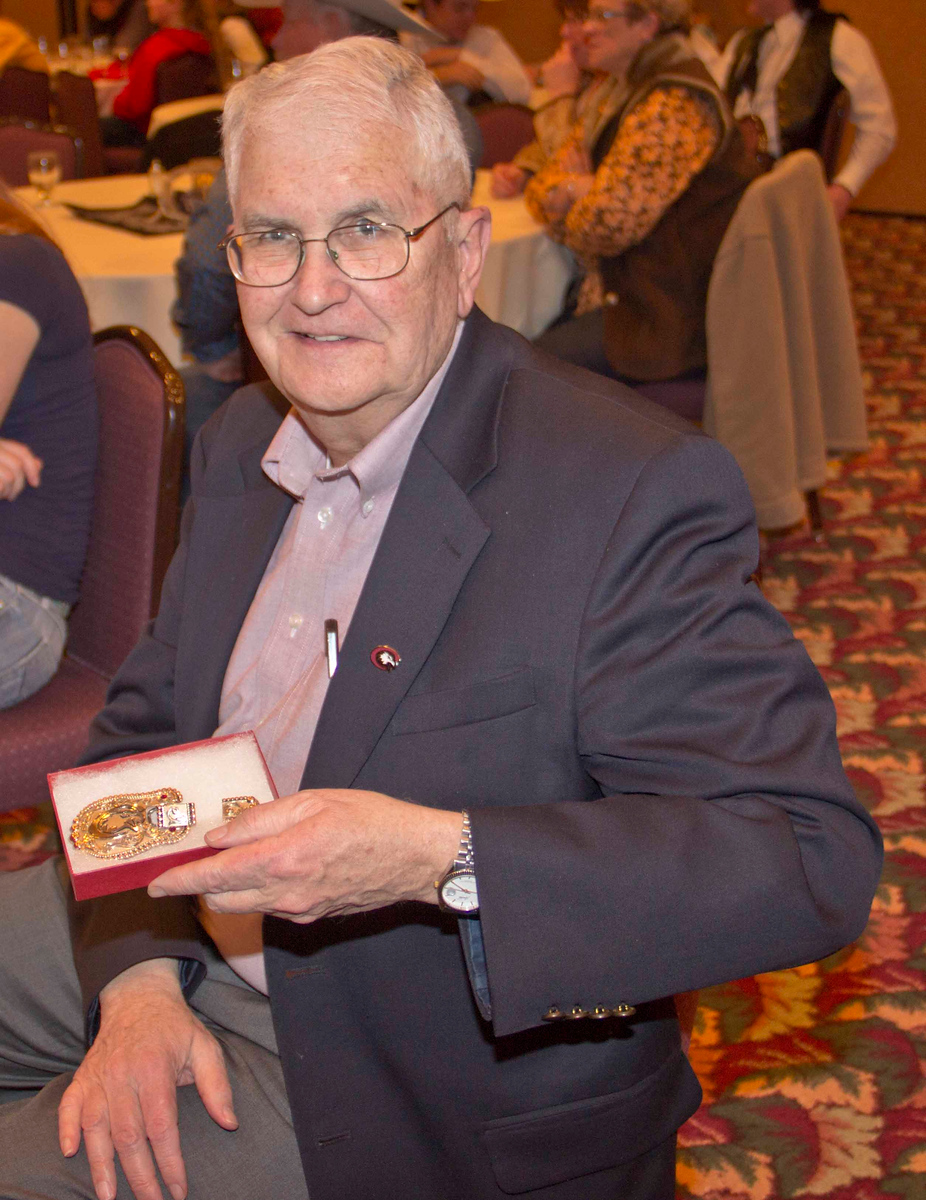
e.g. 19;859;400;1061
262;320;465;504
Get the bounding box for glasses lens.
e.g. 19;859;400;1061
329;222;407;281
229;230;302;286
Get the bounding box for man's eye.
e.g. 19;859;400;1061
254;230;294;245
351;222;386;240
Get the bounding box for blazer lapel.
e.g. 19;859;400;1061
300;309;516;789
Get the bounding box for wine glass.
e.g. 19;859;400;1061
27;151;62;207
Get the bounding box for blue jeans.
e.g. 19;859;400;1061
0;575;69;709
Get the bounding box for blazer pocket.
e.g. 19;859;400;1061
391;667;536;736
480;1049;701;1195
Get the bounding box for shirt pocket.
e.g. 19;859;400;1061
479;1049;701;1194
390;667;536;736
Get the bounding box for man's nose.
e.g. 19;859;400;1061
289;240;352;312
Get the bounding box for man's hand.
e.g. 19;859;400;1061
430;61;486;94
149;790;462;923
58;959;236;1200
491;163;529;198
543;173;595;217
828;182;853;222
0;438;42;500
539;42;582;98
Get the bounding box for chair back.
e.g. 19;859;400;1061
0;66;51;123
67;328;185;678
473;103;535;168
0;119;83;187
703;150;867;529
54;72;106;177
155;52;220;106
141;108;223;170
817;87;849;183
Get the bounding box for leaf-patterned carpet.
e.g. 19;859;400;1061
1;212;924;1197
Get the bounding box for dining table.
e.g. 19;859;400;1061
15;170;574;368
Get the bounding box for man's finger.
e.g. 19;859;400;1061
149;840;275;898
190;1031;238;1130
137;1076;187;1200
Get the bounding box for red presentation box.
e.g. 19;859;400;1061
50;731;278;901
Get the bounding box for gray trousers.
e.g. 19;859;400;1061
0;859;308;1200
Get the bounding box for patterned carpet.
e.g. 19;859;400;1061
1;213;924;1196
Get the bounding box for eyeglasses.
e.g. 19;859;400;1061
585;6;637;23
220;204;459;287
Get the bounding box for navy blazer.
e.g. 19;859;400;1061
73;310;881;1199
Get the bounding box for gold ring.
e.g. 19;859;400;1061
70;788;193;860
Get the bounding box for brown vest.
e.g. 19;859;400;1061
594;34;760;382
727;10;843;159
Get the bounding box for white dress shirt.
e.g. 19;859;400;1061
715;10;896;196
402;24;532;105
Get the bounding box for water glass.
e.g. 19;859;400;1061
27;151;62;207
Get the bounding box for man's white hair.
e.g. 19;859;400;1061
222;37;472;212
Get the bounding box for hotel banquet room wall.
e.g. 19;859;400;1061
491;0;924;216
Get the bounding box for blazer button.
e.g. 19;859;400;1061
612;1004;636;1018
542;1005;565;1021
565;1005;590;1020
589;1005;612;1019
604;291;619;306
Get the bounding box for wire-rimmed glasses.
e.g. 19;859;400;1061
220;203;460;287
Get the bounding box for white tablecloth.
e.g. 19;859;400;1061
16;172;572;367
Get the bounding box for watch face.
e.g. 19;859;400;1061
440;871;479;913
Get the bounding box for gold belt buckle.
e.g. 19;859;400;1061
70;788;194;860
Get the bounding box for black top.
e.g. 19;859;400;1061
0;234;97;604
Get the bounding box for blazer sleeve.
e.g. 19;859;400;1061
470;432;882;1037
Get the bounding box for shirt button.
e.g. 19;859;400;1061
362;499;374;516
604;291;619;307
317;506;333;528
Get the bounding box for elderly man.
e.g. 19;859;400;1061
173;0;480;489
0;35;880;1200
716;0;896;220
402;0;531;105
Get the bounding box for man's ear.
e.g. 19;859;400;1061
455;205;492;319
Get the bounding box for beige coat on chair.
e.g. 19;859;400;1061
703;149;867;530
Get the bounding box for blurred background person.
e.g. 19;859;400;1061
84;0;156;54
0;7;48;74
100;0;216;147
492;0;592;198
0;180;97;709
717;0;896;221
529;0;759;387
403;0;531;105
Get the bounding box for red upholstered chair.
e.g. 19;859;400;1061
0;66;51;124
155;52;220;105
473;102;536;168
0;119;83;187
0;328;184;813
54;72;106;178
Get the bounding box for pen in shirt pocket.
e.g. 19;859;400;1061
325;618;339;678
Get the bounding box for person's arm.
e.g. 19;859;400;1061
172;170;242;369
563;84;721;259
0;299;43;500
828;20;897;208
112;35;163;126
470;433;881;1036
458;26;532;105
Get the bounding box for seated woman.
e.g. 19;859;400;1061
528;0;760;387
0;180;97;709
492;1;592;199
101;0;215;147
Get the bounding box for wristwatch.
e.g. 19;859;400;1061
436;810;479;916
